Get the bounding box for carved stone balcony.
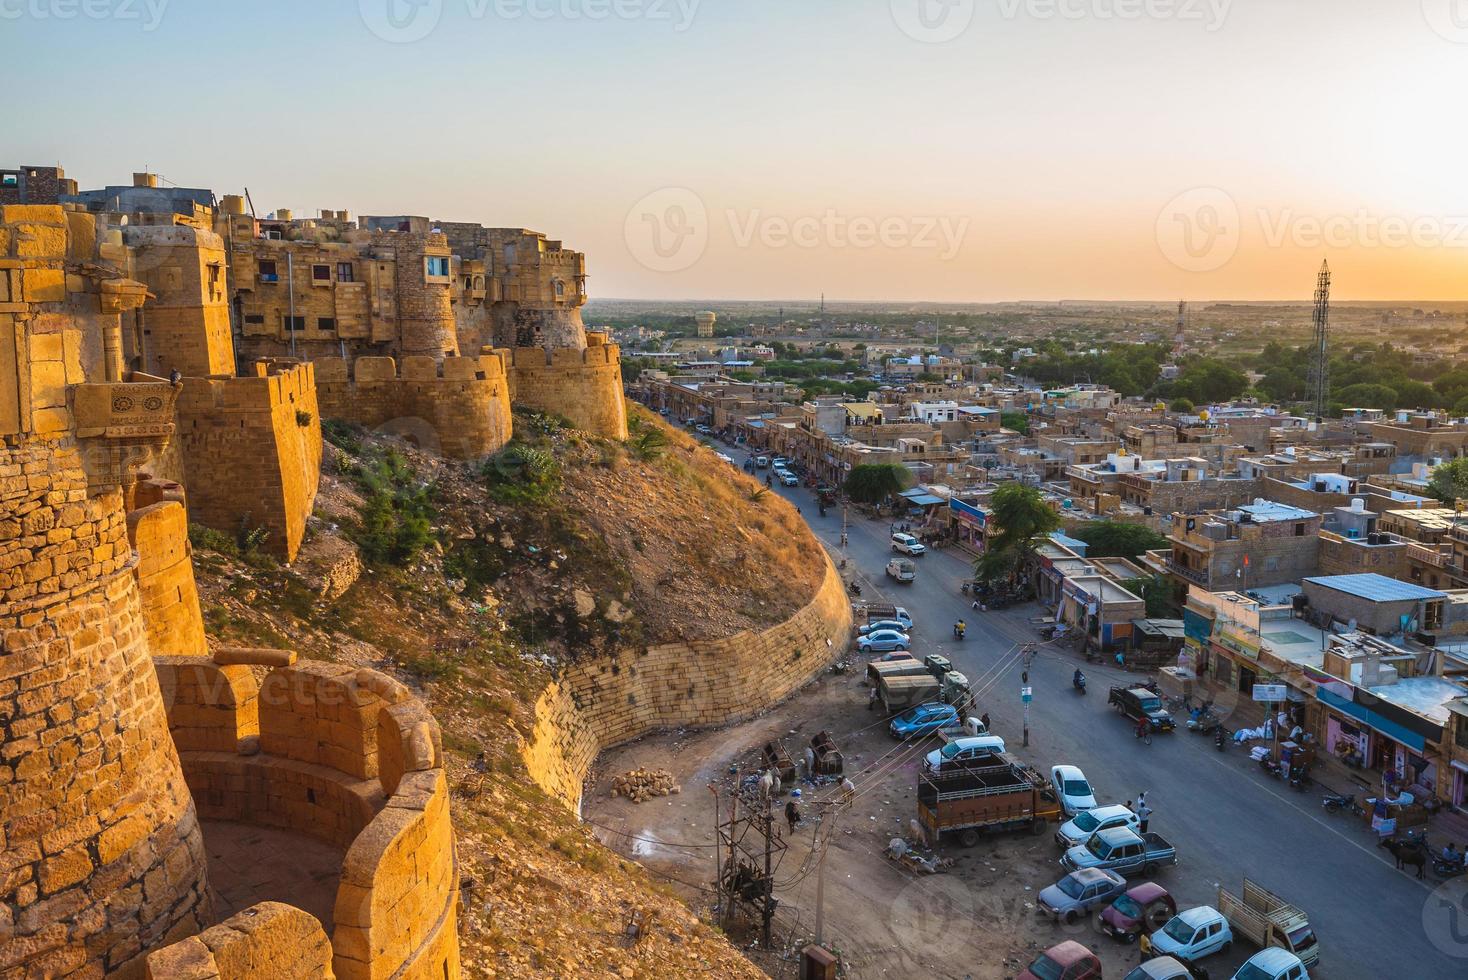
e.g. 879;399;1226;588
72;372;179;490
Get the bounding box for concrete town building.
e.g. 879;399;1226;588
695;310;716;338
0;204;461;978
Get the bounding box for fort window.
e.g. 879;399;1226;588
312;264;331;284
284;315;306;332
425;256;450;280
1;173;17;187
318;317;336;332
337;262;354;282
258;259;279;282
244;315;265;325
553;279;566;299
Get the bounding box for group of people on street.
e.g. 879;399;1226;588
1122;792;1154;832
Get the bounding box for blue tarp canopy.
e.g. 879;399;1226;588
906;494;945;506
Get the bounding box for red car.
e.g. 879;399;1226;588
1100;882;1177;943
1017;940;1103;980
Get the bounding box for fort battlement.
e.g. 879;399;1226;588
505;336;628;440
166;361;322;562
313;352;513;459
146;653;460;980
522;559;851;810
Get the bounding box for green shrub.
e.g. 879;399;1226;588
350;451;437;566
481;443;562;504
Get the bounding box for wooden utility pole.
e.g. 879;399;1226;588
761;798;774;949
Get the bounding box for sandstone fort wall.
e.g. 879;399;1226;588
172;363;322;562
314;352;512;460
147;657;460;980
522;558;851;810
506;338;628;441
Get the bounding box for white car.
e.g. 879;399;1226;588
924;735;1006;772
777;470;798;487
755;455;770;468
859;618;912;635
715;452;733;463
1054;803;1141;849
891;532;927;556
1050;765;1098;817
1231;949;1309;980
1143;906;1233;964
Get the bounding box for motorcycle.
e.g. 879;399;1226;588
1432;854;1467;879
952;623;967;641
1258;757;1283;779
1186;705;1220;734
1072;672;1087;695
1321;793;1357;815
1214;728;1228;752
847;581;862;598
1288;766;1312;792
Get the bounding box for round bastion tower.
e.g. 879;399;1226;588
0;205;213;976
382;230;460;361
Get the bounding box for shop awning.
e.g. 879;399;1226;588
906;494;945;506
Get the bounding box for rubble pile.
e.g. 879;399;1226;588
611;768;682;803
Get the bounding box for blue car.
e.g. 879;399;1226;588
889;702;959;739
857;629;910;653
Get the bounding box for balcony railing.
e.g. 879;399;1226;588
1407;543;1450;568
1167;559;1208;586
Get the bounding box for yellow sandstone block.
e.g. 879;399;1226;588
15;224;67;259
22;268;65;304
2;205;64;225
29;332;62;362
31;359;67;409
32;407;69;435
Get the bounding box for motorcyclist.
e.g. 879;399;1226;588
1073;668;1085;688
953;620;966;638
1442;842;1459;865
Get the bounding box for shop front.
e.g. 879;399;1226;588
948;497;988;552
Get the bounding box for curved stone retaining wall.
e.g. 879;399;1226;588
522;557;852;811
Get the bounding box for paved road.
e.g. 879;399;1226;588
729;448;1466;980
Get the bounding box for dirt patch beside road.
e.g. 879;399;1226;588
583;663;1169;979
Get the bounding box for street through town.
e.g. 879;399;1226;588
738;448;1465;980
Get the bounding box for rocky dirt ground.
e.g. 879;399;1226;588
188;408;826;978
584;658;1173;980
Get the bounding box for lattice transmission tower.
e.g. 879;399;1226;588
1307;260;1331;422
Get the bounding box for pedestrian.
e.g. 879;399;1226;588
1124;799;1134;812
1137;798;1153;833
980;712;991;732
841;777;856;804
785;798;800;834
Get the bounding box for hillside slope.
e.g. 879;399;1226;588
189;405;829;977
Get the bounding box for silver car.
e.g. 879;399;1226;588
1037;867;1127;924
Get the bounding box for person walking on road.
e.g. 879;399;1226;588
785;798;800;834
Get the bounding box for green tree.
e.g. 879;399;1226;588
1069;521;1169;560
1000;411;1030;435
1139;574;1181;618
1427;459;1468;505
1170;398;1195;413
975;483;1060;586
1335;383;1399;411
843;463;913;505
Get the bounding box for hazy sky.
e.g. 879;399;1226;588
6;0;1468;302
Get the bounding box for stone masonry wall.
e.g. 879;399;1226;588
506;338;628;441
127;501;206;656
523;558;852;810
147;658;461;980
145;901;334;980
314;352;512;460
1;446;213;978
171;363;322;561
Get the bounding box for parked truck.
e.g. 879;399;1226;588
866;658;928;685
917;756;1061;846
876;673;940;713
1060;826;1177;875
1216;879;1320;970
